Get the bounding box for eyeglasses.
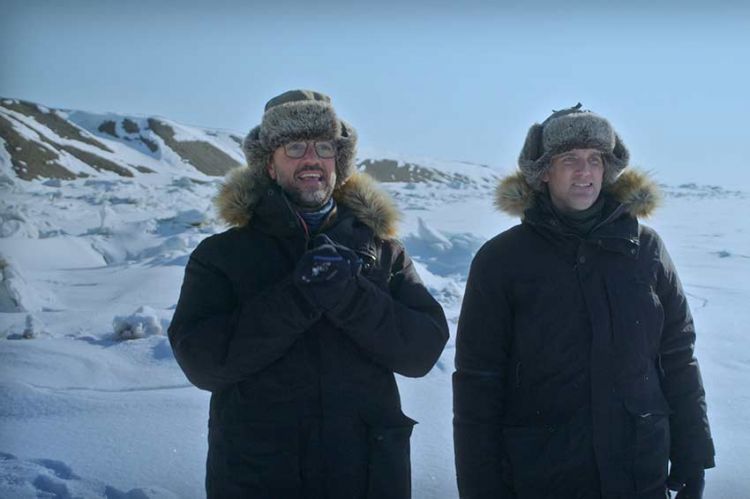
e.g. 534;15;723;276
283;140;336;159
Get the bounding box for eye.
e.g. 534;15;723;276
285;142;307;157
315;141;336;158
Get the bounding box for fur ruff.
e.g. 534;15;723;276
494;169;661;219
215;168;400;239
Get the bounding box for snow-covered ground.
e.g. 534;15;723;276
1;159;748;498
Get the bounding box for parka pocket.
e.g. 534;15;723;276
366;414;416;499
624;398;671;494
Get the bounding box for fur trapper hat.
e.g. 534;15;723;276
518;103;630;191
242;89;358;187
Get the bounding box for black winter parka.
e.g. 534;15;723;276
453;170;714;499
169;172;448;499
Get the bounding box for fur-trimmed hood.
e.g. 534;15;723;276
215;168;400;239
494;169;661;219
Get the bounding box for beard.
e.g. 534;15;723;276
271;163;336;211
284;183;334;210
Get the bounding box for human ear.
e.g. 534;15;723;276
266;160;277;180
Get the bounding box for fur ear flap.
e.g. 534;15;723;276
333;120;358;187
519;123;544;162
340;122;353;138
612;132;629;165
242;125;272;177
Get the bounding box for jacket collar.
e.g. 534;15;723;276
214;168;400;240
505;171;658;258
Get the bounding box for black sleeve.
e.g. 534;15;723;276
168;238;321;392
453;244;515;498
653;233;715;475
324;241;449;378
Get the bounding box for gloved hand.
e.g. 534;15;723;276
294;235;362;310
667;468;705;499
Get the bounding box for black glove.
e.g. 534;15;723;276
294;235;362;310
667;468;705;499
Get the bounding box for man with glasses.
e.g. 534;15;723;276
169;89;448;498
453;105;714;498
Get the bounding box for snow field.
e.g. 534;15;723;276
1;165;748;497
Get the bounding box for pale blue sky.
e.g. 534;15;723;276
2;0;749;187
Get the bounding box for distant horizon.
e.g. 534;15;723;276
2;0;750;188
3;92;748;194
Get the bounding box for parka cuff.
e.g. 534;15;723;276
669;437;716;482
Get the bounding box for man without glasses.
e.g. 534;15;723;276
453;104;714;498
169;89;448;498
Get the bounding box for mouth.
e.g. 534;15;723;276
571;182;595;193
296;169;325;183
570;182;597;197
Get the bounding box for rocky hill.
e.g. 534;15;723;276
0;97;498;188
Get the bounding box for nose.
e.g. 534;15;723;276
301;142;318;160
575;161;594;175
